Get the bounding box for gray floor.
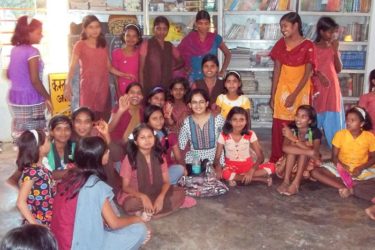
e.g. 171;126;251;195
1;129;374;249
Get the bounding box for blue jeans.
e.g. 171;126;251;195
168;164;185;184
317;110;345;148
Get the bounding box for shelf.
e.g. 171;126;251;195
225;39;278;43
341;69;366;74
298;11;371;17
224;10;294;15
343;97;360;101
340;41;368;46
148;11;218;16
68;9;144;15
251;121;272;128
227;67;274;72
248;94;271;98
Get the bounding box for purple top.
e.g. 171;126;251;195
8;45;44;105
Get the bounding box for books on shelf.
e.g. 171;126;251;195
300;0;371;12
226;21;281;40
339;73;364;97
224;0;291;11
341;51;366;70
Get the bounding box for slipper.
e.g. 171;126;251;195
180;196;197;208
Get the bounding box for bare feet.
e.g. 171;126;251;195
338;188;353;198
284;183;299;196
267;177;273;187
365;205;375;221
228;180;237;187
277;182;289;195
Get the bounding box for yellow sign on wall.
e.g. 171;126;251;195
48;73;71;117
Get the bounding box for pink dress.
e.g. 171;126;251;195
359;92;375;135
111;48;140;95
74;41;109;112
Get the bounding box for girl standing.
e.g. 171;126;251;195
215;71;251;119
16;130;55;226
178;10;231;81
214;107;274;186
64;15;126;121
144;105;185;184
359;69;375;135
276;105;322;196
118;124;186;218
139;16;184;96
179;89;225;164
51;137;147;250
7;16;51;138
167;77;191;133
313;17;345;147
311;107;375;198
111;24;142;98
47;115;75;180
191;54;224;112
269;12;316;163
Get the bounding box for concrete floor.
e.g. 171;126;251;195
1;129;374;249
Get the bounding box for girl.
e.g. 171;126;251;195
64;15;126;121
167;77;191;133
51;137;147;250
179;89;225;165
314;16;345;148
139;16;184;96
215;71;251;119
7;16;51;139
146;86;174;127
311;107;375;198
144;105;185;184
191;54;224;112
269;12;316;163
112;23;142;98
118;124;186;218
16;130;55;226
214;107;274;187
47;115;75;180
178;10;231;81
276;105;322;196
359;69;375;135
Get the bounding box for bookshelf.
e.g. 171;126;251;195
223;0;297;127
298;0;373;111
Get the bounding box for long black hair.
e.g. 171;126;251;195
81;15;106;48
315;16;339;43
223;71;244;95
143;105;170;152
121;23;142;45
16;130;46;171
346;106;373;131
126;124;164;170
280;12;303;36
222;107;250;135
201;54;219;68
369;69;375;92
60;137;107;199
289;105;318;130
72;106;95;122
168;77;190;103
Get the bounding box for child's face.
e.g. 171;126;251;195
202;61;218;78
135;128;155;151
50;122;72;144
127;86;143;106
123;28;139;47
39;136;50;158
73;113;93;138
295;109;312;129
154;23;169;40
149;92;166;108
29;27;43;44
189;93;208;115
320;28;337;42
346;113;364;132
84;21;101;39
280;20;298;38
225;75;241;94
148;111;165;131
230;114;247;133
171;83;186;101
196;19;210;34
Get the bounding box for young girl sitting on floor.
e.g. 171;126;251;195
277;105;322;196
179;88;225;165
51;137;147;250
144;105;186;184
167;77;190;133
215;71;251;119
311;107;375;198
16;130;55;226
118;124;186;219
146;86;174;127
214;107;274;186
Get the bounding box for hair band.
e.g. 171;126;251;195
29;130;39;144
355;107;366;120
151;86;165;93
227;71;241;79
27;16;33;25
124;23;140;33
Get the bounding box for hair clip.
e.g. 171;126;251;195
227;71;241;79
355;106;366;120
128;133;134;140
151;86;165;92
29;129;39;144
